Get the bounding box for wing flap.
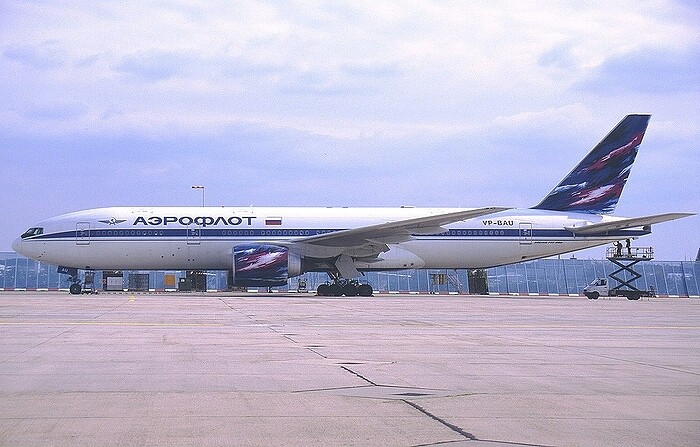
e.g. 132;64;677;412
566;212;694;235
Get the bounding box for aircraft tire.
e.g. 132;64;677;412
317;284;330;296
358;284;373;297
343;283;359;297
329;283;344;297
69;283;82;295
587;292;599;300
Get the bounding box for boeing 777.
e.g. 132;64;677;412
12;114;693;295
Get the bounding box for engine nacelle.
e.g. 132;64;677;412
232;244;301;287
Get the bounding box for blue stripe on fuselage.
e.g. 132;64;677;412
25;227;650;241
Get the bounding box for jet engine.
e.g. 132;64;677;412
232;244;301;287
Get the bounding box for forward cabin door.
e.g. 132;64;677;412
76;221;90;246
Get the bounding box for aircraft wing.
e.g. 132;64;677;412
565;212;694;235
283;207;507;262
299;207;508;248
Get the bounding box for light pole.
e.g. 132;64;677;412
192;185;205;207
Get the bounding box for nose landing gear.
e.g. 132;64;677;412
69;282;82;295
60;267;95;295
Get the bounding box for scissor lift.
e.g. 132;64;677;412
605;245;655;300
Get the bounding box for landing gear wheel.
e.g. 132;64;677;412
358;284;373;297
69;283;82;295
343;282;359;297
329;283;344;297
320;275;373;298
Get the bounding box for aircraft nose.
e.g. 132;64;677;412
12;237;22;255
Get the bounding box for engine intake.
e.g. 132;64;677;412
232;244;301;287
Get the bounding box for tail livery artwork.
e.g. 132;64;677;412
13;115;693;295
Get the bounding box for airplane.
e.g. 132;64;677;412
12;114;693;295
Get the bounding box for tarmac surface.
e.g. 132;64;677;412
0;292;699;447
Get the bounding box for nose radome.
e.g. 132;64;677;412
12;237;22;255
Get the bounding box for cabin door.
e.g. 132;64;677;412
76;221;90;245
519;222;533;245
187;225;201;245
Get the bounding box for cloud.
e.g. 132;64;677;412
673;0;700;13
538;42;577;70
74;54;100;68
340;62;404;79
24;103;88;121
219;59;284;78
114;50;200;81
577;46;700;95
3;40;65;69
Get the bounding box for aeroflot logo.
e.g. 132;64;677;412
133;216;256;227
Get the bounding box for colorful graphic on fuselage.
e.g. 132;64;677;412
534;114;650;214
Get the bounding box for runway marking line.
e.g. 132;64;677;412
0;321;225;327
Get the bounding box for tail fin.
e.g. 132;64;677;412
533;114;651;214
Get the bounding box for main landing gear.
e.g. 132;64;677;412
317;278;373;297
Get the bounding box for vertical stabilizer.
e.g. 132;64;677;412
534;114;650;214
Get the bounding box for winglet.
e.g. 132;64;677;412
534;114;651;214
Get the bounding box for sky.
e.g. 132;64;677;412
1;0;698;260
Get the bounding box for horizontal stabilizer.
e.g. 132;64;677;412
566;213;694;235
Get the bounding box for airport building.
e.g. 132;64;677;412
1;251;698;297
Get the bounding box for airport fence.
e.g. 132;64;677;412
0;252;698;297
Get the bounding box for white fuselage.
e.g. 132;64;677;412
12;206;646;273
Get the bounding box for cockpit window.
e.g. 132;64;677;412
21;227;44;239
